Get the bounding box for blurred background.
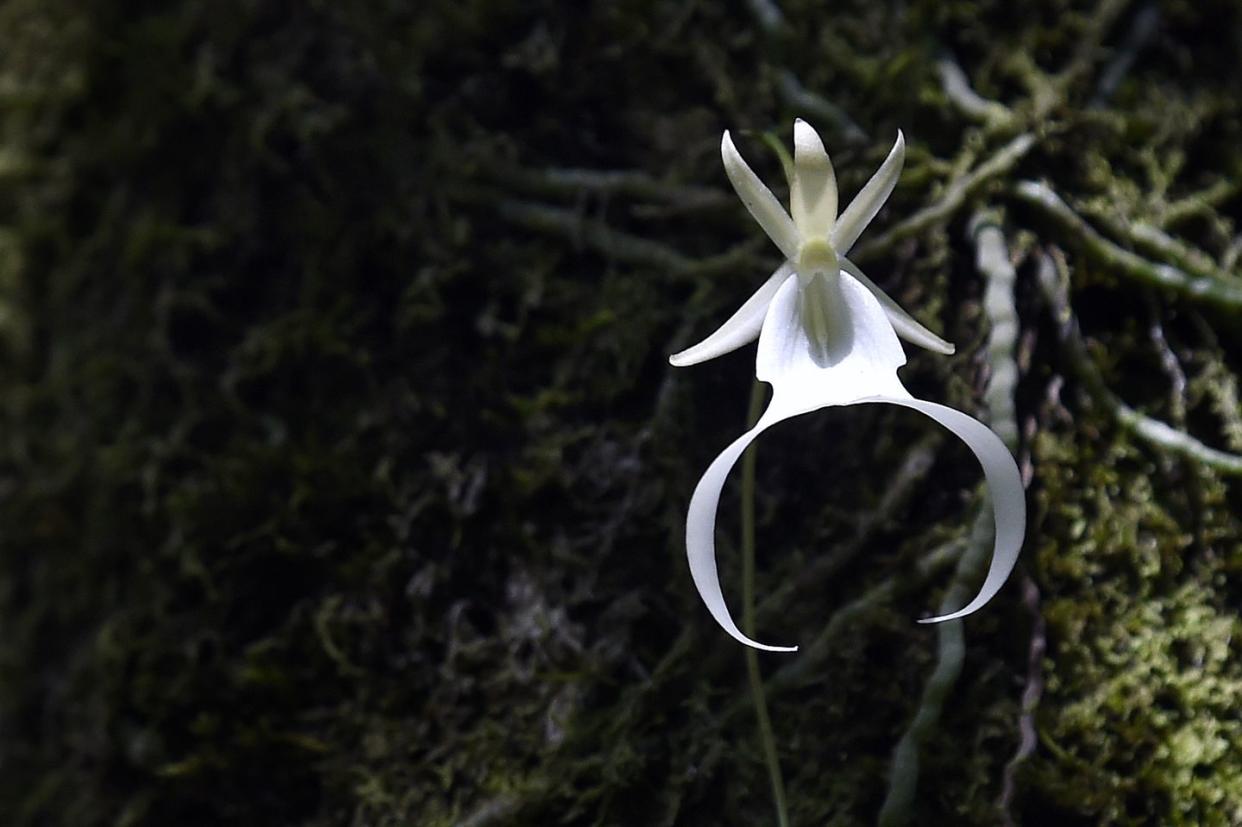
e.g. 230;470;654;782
2;0;1241;824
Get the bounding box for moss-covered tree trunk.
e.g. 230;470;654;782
2;1;1241;825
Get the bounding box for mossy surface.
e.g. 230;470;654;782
1;1;1241;825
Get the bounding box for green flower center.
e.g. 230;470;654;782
797;236;838;280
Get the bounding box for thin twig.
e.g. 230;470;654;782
936;55;1014;127
997;573;1046;825
1090;2;1160;107
496;198;759;278
775;70;868;145
1014;181;1242;309
1053;0;1132;93
977;215;1022;449
1089;211;1242;288
1037;248;1242;474
455;793;524;827
1223;234;1242;273
744;0;785;35
1116;403;1242;473
1162;179;1240;229
1146;295;1188;425
851;133;1035;262
488;164;729;209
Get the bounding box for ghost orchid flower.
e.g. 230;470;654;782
671;120;1025;652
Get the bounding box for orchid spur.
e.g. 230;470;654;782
671;120;1025;652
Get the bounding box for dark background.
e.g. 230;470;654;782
2;1;1241;824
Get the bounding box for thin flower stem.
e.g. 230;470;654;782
741;379;789;827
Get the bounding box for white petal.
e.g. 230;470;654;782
894;400;1026;624
840;257;955;355
669;263;795;367
833;131;905;255
790;119;838;238
721;131;801;261
686;419;797;652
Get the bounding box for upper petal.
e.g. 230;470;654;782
721;131;801;260
669;263;795;367
833;131;905;255
790;119;839;238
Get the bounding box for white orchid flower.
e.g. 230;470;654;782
672;120;1025;652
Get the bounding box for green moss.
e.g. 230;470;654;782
1033;425;1242;825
